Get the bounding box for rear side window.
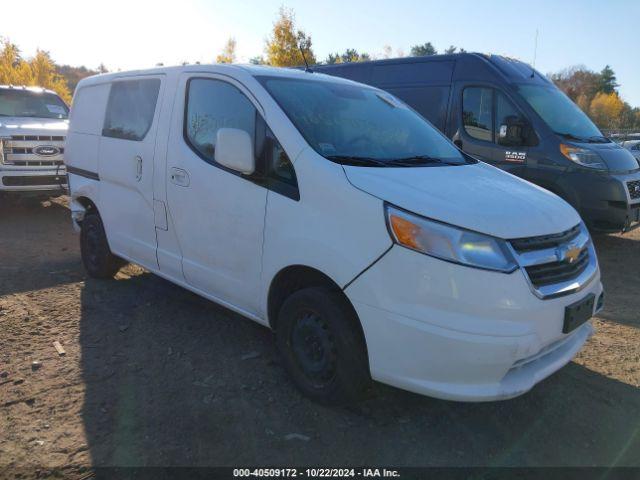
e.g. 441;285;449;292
185;78;256;162
462;87;493;141
102;79;160;141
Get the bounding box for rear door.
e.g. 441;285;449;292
454;84;530;177
98;76;164;269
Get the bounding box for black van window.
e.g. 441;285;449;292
462;88;493;142
495;92;528;147
103;79;160;141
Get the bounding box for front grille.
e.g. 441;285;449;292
509;223;595;298
524;247;590;287
10;160;65;167
11;135;65;142
628;180;640;200
2;135;65;166
2;175;67;187
510;225;581;253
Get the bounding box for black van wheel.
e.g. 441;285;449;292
80;212;125;279
275;287;371;405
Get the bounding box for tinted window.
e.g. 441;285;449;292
495;92;528;146
103;79;160;141
463;87;493;142
258;76;467;165
388;86;450;131
185;79;256;163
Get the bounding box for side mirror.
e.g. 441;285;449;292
498;117;530;146
214;128;255;174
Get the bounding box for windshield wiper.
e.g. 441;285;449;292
326;155;393;167
388;155;460;166
587;135;610;144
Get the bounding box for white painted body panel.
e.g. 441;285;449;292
66;64;602;402
344;161;581;239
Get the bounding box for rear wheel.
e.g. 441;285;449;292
80;212;125;278
275;287;371;405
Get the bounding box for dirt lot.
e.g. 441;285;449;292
1;196;639;477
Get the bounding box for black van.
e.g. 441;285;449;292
314;53;640;232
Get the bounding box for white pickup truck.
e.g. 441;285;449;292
0;85;68;196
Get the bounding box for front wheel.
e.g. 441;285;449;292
275;287;371;405
80;212;125;278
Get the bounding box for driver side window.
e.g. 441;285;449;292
495;92;529;147
462;87;535;147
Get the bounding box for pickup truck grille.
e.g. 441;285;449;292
509;224;595;299
2;135;66;166
627;180;640;200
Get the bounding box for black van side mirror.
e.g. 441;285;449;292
498;117;531;147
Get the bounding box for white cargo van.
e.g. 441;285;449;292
66;65;603;404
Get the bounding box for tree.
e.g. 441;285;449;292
589;92;624;129
30;50;72;102
549;66;601;102
0;40;32;86
444;45;457;54
216;37;236;64
265;7;316;67
382;45;392;59
597;65;618;94
324;49;371;64
0;41;71;102
410;42;437;56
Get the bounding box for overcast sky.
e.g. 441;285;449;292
3;0;639;105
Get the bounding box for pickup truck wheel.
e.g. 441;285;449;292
80;212;124;278
275;287;371;405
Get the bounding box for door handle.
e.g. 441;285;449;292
170;167;190;187
135;156;143;181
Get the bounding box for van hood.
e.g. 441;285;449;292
0;117;68;135
343;162;581;239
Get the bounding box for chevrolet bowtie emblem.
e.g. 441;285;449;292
557;244;582;264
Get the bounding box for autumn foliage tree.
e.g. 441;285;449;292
216;38;237;64
590;92;625;129
551;64;639;131
0;39;71;103
265;7;316;67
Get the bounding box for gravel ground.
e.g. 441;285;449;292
0;195;639;478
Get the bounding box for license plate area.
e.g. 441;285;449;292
563;293;595;334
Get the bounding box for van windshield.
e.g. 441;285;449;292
0;89;69;119
257;76;470;167
517;84;603;141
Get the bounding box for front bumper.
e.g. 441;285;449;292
0;166;67;193
345;246;603;401
558;169;640;232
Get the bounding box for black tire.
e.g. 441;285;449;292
275;287;371;405
80;212;125;278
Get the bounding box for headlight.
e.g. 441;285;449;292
560;144;607;170
385;205;517;272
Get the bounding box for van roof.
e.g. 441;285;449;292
314;52;550;85
76;63;364;88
